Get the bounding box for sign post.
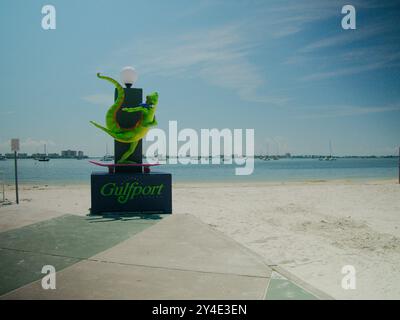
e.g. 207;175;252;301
11;139;19;204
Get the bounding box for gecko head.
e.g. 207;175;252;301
146;92;159;106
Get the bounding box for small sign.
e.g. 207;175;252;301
11;139;20;152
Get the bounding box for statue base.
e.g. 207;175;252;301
90;171;172;215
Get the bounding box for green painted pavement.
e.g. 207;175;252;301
0;214;162;295
0;249;80;296
265;271;318;300
0;213;324;299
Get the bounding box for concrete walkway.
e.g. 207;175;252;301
0;213;327;299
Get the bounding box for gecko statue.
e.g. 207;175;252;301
90;73;158;163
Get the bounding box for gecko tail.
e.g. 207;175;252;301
90;120;134;143
95;72;125;132
90;121;113;136
96;72;108;80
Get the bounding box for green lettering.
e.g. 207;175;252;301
101;182;165;202
122;183;130;196
100;183;115;196
131;186;142;199
114;185;124;196
125;182;137;200
150;186;158;195
142;186;152;195
117;183;130;204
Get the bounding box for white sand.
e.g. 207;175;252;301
1;180;400;299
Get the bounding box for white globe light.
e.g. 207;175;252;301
121;66;138;87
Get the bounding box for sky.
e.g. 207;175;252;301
0;0;399;156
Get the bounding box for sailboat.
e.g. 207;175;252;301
101;144;113;162
263;142;270;160
38;144;50;162
322;140;336;161
272;142;280;160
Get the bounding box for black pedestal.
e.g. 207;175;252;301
90;171;172;215
114;87;143;173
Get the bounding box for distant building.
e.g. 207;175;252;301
61;150;77;158
17;153;28;158
32;153;46;159
5;153;14;159
77;151;84;158
48;153;59;158
285;153;291;158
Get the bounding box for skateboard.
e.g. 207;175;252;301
89;160;160;174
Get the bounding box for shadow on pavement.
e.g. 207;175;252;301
86;212;163;222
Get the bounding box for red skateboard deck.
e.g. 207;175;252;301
89;160;160;173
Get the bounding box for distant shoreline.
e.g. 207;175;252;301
1;157;397;185
2;177;397;188
0;155;398;160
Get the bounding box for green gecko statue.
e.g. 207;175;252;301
90;73;159;163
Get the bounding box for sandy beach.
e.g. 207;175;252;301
1;179;399;299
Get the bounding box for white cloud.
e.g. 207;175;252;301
100;1;397;100
20;138;56;148
0;111;15;116
83;94;114;105
299;24;385;53
298;103;400;119
290;17;400;80
0;138;56;153
256;0;383;38
113;24;287;105
301;61;386;81
301;49;400;81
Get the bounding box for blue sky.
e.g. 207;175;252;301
0;0;399;156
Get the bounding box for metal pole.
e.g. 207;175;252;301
0;171;4;202
14;151;19;204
